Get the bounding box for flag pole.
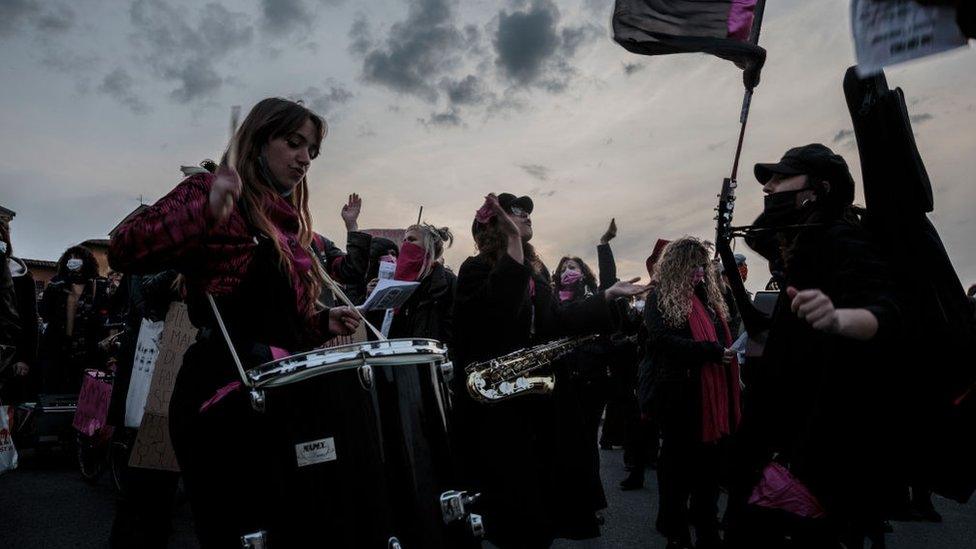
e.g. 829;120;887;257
729;0;766;182
715;0;768;335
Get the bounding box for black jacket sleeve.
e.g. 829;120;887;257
0;258;20;350
645;293;724;364
597;243;618;291
318;232;372;285
824;224;901;341
13;271;38;365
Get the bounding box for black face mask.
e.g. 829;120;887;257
745;189;812;261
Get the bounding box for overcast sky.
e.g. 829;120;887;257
1;0;973;292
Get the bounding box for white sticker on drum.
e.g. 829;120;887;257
295;437;337;467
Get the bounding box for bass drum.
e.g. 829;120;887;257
245;338;474;548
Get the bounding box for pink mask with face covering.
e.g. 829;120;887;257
394;241;427;282
559;269;584;301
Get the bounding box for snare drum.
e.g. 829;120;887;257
242;338;475;548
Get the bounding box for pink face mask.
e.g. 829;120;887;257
691;266;706;286
560;269;583;287
394;241;427;282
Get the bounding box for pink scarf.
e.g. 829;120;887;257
687;293;741;443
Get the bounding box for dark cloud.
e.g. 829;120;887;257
298;82;354;116
33;3;74;31
492;0;597;91
128;0;253;103
260;0;346;34
98;68;150;114
348;14;372;55
441;74;490;106
260;0;309;34
0;0;39;37
420;109;463;128
910;113;934;124
356;0;470;103
356;124;377;138
518;163;549;181
623;62;644;75
494;1;560;85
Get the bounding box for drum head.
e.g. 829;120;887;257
247;338;448;388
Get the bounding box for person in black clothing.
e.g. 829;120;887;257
452;193;648;548
107;270;181;549
386;223;456;343
109;98;360;547
316;193;373;306
0;220;39;404
645;237;740;549
623;238;671;491
725;144;901;548
38;245;110;394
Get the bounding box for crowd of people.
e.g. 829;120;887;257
1;97;975;549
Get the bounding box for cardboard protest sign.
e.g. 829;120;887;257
853;0;968;76
129;302;197;471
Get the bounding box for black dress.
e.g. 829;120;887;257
451;252;614;548
168;235;317;548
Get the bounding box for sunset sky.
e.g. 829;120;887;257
1;0;973;292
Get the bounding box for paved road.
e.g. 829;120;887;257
2;445;975;548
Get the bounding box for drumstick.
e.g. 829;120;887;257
224;105;241;215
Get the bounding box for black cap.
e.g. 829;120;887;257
496;193;534;215
755;143;855;205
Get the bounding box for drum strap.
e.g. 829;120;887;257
206;292;252;387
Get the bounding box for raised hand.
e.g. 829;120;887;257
605;277;651;300
486;194;520;239
600;218;617;245
341;193;362;231
209;164;242;223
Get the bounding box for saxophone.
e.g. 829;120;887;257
464;335;599;403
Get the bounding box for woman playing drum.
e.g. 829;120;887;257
109;98;360;547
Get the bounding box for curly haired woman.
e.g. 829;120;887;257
645;237;740;549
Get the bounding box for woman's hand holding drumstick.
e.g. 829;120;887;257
209;164;242;222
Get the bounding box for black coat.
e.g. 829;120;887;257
451;252;615;546
643;290;726;436
0;258;40;402
38;276;111;392
387;262;456;344
737;220;901;521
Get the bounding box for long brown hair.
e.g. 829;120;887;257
653;237;727;327
225;98;327;318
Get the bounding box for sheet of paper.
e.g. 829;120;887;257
852;0;967;76
359;279;419;311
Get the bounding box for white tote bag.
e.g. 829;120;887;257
124;318;165;428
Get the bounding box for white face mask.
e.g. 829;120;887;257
66;258;83;271
0;242;7;255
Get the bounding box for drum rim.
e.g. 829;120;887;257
247;338;448;388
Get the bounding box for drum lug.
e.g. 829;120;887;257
358;364;374;390
440;489;480;523
241;530;268;548
439;360;454;382
249;389;266;413
387;537;402;549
